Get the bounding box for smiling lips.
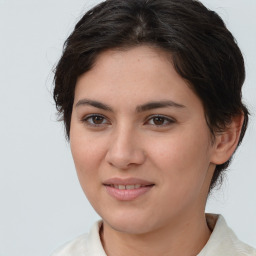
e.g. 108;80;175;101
103;178;155;201
109;184;147;189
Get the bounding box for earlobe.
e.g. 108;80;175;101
210;115;244;165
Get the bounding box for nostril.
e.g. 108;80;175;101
105;144;146;169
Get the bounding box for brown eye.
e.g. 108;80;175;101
152;116;165;125
146;115;175;127
92;116;104;124
83;114;109;127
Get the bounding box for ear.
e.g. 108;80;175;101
210;114;244;165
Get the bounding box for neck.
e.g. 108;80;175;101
100;212;211;256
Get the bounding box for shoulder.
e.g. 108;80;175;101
199;214;256;256
51;220;106;256
51;233;89;256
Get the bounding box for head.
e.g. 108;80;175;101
54;0;248;195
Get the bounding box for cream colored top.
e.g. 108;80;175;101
52;214;256;256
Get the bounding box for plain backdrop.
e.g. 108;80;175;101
0;0;255;255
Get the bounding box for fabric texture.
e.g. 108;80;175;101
51;214;256;256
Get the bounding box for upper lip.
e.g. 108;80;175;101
103;177;154;186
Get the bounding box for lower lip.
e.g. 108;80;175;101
104;185;154;201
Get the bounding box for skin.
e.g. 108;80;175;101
70;46;242;256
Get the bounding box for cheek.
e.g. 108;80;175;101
70;129;107;182
148;129;212;188
70;135;106;207
148;136;212;215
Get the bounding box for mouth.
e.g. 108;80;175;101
105;184;154;190
103;178;155;201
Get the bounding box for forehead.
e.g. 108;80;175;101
74;46;202;113
76;47;179;91
93;45;172;69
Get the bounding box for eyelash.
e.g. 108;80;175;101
145;115;175;127
81;114;175;128
82;114;110;127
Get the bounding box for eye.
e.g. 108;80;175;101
82;114;110;127
145;115;175;127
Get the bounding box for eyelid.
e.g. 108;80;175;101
80;113;175;128
81;113;111;127
144;114;176;126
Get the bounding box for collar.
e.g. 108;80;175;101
52;214;256;255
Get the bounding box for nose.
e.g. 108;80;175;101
105;127;146;170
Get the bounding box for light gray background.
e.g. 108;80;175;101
0;0;255;255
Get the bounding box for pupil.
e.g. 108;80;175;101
93;116;103;124
154;117;164;125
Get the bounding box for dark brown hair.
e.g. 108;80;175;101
53;0;249;191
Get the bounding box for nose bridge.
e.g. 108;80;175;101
105;122;145;169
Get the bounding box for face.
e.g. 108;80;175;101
70;46;217;235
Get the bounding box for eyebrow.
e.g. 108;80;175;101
75;99;113;112
136;100;185;112
75;99;185;112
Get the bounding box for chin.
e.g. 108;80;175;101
107;221;151;235
102;211;158;235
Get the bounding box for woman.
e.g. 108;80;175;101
52;0;256;255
